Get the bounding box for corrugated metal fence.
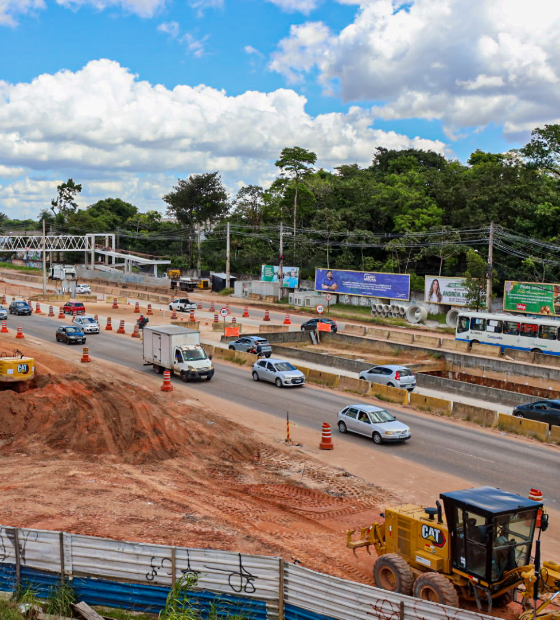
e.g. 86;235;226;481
0;525;491;620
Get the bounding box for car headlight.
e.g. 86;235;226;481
384;431;396;435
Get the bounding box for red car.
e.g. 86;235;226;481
63;301;86;315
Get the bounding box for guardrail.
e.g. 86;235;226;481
0;525;490;620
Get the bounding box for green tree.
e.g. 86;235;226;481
520;124;560;177
163;172;229;268
463;249;488;311
50;179;82;222
275;146;317;260
232;185;266;228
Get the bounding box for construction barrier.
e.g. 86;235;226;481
1;321;8;333
15;325;23;339
306;369;340;388
81;347;91;363
388;331;414;344
258;324;289;333
134;301;140;313
213;314;219;323
58;307;65;319
294;364;311;378
131;323;141;338
106;317;113;331
263;310;270;322
161;370;173;392
76;295;98;302
414;334;442;348
48;306;55;317
471;342;502;358
453;402;497;427
498;413;549;441
243;307;249;318
233;351;255;365
284;313;291;325
342;324;366;337
213;348;236;361
364;327;390;340
410;392;452;416
171;321;200;330
35;302;42;314
319;423;334;450
147;304;153;315
337;375;371;395
117;320;126;334
440;339;470;353
212;322;242;332
367;383;409;405
550;425;560;443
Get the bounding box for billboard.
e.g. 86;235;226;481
261;265;300;288
315;268;410;300
424;276;468;306
503;281;560;316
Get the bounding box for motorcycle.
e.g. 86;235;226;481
137;316;149;329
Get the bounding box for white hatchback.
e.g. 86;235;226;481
337;404;411;444
75;284;91;294
73;315;100;334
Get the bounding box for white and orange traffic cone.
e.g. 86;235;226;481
131;323;141;338
171;310;178;320
214;314;219;323
210;301;215;312
243;307;249;318
284;313;291;325
319;423;334;450
58;307;65;319
232;316;237;324
15;325;24;339
81;347;91;363
1;321;8;333
48;305;55;317
112;297;119;309
35;302;42;314
263;310;270;322
106;317;113;331
117;320;126;334
1;295;5;304
147;304;153;315
190;310;195;322
134;301;140;313
161;370;173;392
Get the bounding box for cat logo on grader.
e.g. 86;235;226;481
421;524;446;548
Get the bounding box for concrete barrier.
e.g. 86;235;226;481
106;296;127;304
503;349;535;364
498;413;549;441
234;351;256;365
204;344;215;358
388;331;414;344
550;425;560;443
171;321;200;330
213;348;236;361
338;376;371;395
76;295;98;302
471;343;502;358
212;322;243;332
410;393;452;416
414;334;442;348
294;365;311;378
307;369;340;388
367;383;409;405
365;327;390;340
440;339;470;353
534;353;560;368
453;402;497;427
343;325;367;337
259;324;289;333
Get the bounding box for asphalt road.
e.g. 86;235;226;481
11;313;560;508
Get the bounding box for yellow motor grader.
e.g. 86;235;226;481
347;486;560;618
0;349;35;392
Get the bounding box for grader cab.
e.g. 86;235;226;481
348;486;560;617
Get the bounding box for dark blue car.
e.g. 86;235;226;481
9;301;32;316
513;400;560;428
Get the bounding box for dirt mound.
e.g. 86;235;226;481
0;372;259;465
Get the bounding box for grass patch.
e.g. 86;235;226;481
373;393;393;402
0;598;25;619
95;608;156;619
0;262;42;273
44;581;76;616
218;288;234;296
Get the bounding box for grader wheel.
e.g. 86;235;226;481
373;554;414;596
413;572;459;607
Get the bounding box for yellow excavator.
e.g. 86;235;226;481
0;349;35;392
347;486;560;618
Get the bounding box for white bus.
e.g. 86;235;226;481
455;311;560;356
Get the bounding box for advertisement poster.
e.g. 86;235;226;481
503;281;560;316
424;276;468;306
315;268;410;300
261;265;299;288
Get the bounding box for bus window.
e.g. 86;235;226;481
457;316;470;334
539;325;559;340
503;322;520;336
520;324;538;337
486;320;502;334
471;317;486;331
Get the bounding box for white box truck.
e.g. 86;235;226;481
49;264;77;280
143;325;214;382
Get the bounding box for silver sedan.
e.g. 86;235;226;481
0;305;7;321
252;358;306;388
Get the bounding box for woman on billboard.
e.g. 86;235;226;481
427;278;443;303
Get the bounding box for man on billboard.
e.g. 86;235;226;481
320;270;338;291
285;269;298;288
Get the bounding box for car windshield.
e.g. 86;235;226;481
369;409;396;423
66;327;81;333
182;349;207;361
15;302;28;306
274;362;297;372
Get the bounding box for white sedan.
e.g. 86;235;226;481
75;284;91;294
72;316;100;333
169;298;197;312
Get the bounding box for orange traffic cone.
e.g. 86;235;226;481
529;488;543;502
58;307;65;319
319;423;334;450
1;295;5;304
15;325;24;339
147;304;153;315
243;307;249;318
112;297;119;309
1;321;8;333
131;323;141;338
81;347;91;363
171;310;178;320
190;310;195;322
232;316;237;324
284;313;291;325
117;320;125;334
214;314;219;323
35;302;42;314
48;305;55;317
161;370;173;392
106;317;113;331
134;301;140;313
210;301;215;312
263;310;270;322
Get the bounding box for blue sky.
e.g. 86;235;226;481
0;0;557;217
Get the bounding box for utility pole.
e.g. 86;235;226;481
486;221;494;312
279;222;284;299
42;218;47;295
196;226;201;276
226;221;230;289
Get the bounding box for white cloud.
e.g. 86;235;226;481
266;0;321;15
188;0;222;17
0;59;447;216
270;0;560;139
157;21;179;37
181;32;208;57
56;0;166;18
0;0;45;26
244;45;264;58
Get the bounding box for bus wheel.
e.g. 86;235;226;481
531;348;542;354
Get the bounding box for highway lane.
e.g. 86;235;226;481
12;313;560;507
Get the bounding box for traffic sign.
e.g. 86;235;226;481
316;305;324;314
325;294;333;301
220;307;229;317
